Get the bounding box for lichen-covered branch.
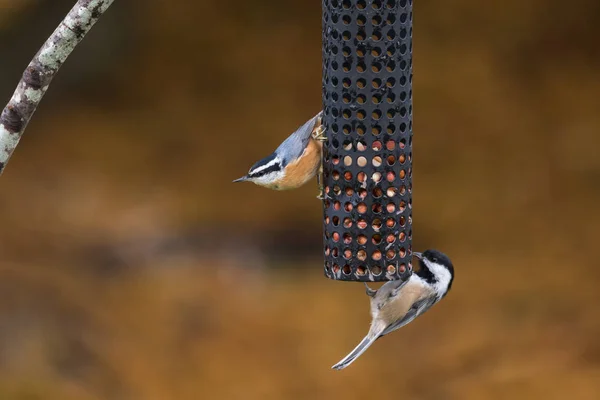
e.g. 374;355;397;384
0;0;116;175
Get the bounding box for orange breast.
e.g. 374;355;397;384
274;139;322;190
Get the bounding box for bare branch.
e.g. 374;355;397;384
0;0;116;175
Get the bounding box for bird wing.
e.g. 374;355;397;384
276;111;322;165
379;296;438;337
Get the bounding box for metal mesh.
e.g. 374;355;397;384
321;0;413;281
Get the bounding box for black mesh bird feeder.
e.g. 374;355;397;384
321;0;413;282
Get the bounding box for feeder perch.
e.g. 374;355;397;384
321;0;413;281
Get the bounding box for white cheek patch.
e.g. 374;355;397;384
425;260;452;296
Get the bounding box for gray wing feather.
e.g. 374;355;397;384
275;111;322;165
372;275;410;300
379;297;437;337
390;278;410;297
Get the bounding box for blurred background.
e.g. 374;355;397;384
0;0;599;399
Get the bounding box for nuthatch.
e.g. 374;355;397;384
332;249;455;370
233;111;326;198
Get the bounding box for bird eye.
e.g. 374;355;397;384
432;257;438;262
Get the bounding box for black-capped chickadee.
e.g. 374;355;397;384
332;249;455;370
233;111;326;198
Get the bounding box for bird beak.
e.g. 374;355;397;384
412;252;423;260
232;176;248;183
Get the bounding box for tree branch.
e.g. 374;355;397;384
0;0;116;175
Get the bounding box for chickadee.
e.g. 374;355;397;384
233;111;326;198
331;249;455;370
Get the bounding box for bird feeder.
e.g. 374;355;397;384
321;0;413;281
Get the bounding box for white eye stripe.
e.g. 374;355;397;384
250;157;281;174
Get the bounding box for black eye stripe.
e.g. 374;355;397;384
250;153;277;172
249;163;280;178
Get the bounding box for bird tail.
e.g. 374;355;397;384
332;320;386;370
331;334;378;370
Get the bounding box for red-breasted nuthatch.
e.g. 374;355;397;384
233;111;326;198
332;249;455;370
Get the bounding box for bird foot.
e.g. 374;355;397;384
312;125;327;142
316;165;326;200
317;183;327;200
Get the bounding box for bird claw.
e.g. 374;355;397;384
364;282;377;297
312;125;327;142
317;184;328;200
314;130;326;200
316;162;326;200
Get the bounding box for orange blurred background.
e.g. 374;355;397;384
0;0;599;399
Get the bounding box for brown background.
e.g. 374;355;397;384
0;0;599;399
